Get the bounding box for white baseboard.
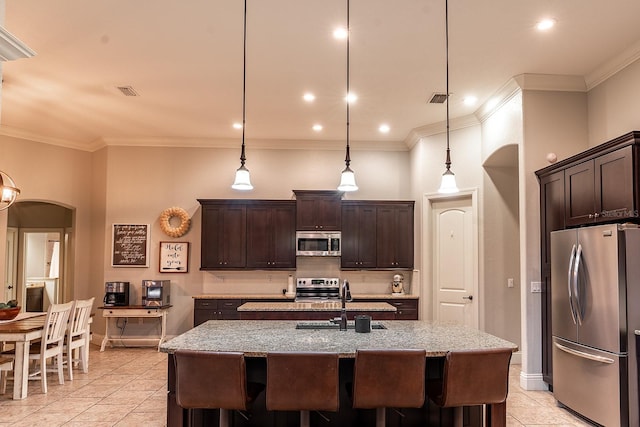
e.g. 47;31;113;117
520;371;550;391
510;351;522;365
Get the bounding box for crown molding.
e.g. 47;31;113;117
0;125;96;151
512;73;587;92
585;39;640;90
0;26;35;61
404;114;480;150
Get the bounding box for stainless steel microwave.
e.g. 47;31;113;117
296;232;341;256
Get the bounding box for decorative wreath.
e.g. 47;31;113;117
159;207;191;238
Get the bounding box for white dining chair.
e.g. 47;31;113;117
65;297;94;380
18;301;73;393
0;357;13;394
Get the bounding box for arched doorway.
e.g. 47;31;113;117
5;201;74;311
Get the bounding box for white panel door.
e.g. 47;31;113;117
433;197;477;328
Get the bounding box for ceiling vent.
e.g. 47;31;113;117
116;85;139;97
428;92;448;104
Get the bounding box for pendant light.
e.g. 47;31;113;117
438;0;459;194
337;0;358;192
0;170;19;210
231;0;253;191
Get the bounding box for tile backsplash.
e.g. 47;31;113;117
201;257;417;296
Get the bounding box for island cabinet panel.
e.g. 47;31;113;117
246;201;296;269
199;201;246;269
341;202;377;269
376;202;414;269
293;190;343;231
536;131;640;387
357;298;418;320
193;299;243;325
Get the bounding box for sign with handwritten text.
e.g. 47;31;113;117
112;224;150;267
159;241;189;273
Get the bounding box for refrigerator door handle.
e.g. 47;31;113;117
553;341;614;364
567;244;578;325
573;244;583;325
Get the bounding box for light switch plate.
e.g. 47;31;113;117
531;281;542;293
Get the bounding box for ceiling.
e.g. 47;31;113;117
2;0;640;152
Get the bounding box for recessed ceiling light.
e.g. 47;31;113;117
345;92;357;103
303;93;315;102
233;122;242;129
379;124;390;133
312;124;323;132
333;27;348;39
536;18;555;31
463;96;478;106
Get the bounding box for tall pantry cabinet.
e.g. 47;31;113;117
535;131;640;386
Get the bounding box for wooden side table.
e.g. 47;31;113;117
99;305;171;351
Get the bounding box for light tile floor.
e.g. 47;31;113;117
0;344;595;427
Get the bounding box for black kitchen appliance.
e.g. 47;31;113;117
103;281;129;306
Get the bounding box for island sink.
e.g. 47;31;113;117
295;321;387;330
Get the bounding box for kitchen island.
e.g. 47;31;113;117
161;320;516;427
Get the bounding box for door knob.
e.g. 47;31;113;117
462;295;473;301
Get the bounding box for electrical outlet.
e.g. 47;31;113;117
507;278;514;288
531;281;542;293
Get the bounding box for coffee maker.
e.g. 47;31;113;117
104;282;130;306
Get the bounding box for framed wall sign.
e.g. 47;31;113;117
159;241;189;273
112;224;150;267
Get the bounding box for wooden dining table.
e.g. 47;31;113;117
0;312;46;400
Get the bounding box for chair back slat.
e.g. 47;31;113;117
43;301;73;348
69;297;94;339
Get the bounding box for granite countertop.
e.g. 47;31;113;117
192;294;418;300
237;301;396;312
160;320;518;358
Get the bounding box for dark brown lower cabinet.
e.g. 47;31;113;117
356;298;418;320
166;354;482;427
194;298;419;325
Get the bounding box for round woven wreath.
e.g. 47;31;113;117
159;207;191;238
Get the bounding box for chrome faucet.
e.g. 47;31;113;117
339;280;352;331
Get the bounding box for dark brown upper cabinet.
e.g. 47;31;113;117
293;190;343;230
341;202;377;269
376;202;414;269
565;145;634;226
199;200;247;269
199;199;296;271
246;201;296;269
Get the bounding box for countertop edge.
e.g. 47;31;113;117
192;294;419;300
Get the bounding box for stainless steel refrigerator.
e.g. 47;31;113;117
551;223;640;426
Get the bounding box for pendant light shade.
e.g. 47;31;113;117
0;170;19;210
338;165;358;192
337;0;358;192
438;0;459;194
231;0;253;191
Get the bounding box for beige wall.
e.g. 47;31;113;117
0;134;94;303
95;144;411;336
410;125;483;323
520;89;588;388
588;58;640;146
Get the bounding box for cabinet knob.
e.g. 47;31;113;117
588;214;594;219
594;212;600;218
